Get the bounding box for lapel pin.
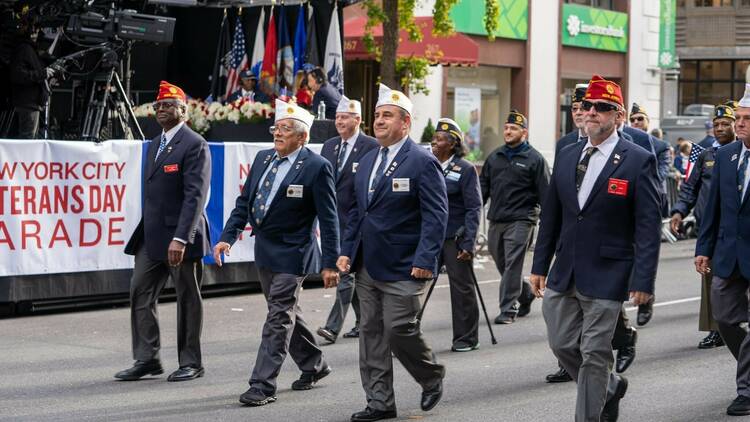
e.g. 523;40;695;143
353;148;358;152
614;154;621;160
732;154;738;161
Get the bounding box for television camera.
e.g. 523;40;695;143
4;1;175;142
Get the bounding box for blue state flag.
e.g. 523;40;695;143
293;5;307;75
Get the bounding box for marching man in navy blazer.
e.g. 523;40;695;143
530;75;661;422
116;81;211;382
213;100;340;407
695;83;750;417
337;84;448;422
316;96;378;344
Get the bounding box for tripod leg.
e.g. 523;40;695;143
469;265;497;344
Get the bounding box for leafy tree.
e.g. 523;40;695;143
420;118;435;143
362;0;500;94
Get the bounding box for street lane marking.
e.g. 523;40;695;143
435;278;702;310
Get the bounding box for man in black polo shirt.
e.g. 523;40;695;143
480;110;550;324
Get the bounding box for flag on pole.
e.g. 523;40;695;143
306;3;321;67
250;7;265;78
209;10;231;101
277;6;294;92
261;9;278;93
323;4;344;93
293;5;307;75
224;15;249;99
685;142;706;178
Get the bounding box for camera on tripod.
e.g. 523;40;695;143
40;1;176;142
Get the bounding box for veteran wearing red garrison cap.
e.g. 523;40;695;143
530;74;662;421
116;80;212;383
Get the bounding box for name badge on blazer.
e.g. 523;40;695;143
352;162;359;173
607;178;628;197
287;184;304;198
392;178;410;192
446;171;461;182
164;164;179;173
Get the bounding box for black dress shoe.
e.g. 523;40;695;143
239;387;277;406
350;407;397;422
343;325;360;338
545;366;573;383
494;313;516;324
517;294;536;318
291;365;332;390
316;327;337;344
420;380;443;411
698;330;725;349
616;328;637;373
727;395;750;416
601;375;628;422
167;366;204;382
637;301;653;326
114;360;163;381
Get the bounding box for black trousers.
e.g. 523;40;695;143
441;238;479;347
130;244;204;368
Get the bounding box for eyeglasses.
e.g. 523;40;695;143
152;101;179;111
581;100;619;113
629;116;645;123
269;124;295;134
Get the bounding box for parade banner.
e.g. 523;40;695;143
454;87;482;154
0;140;143;276
658;0;677;68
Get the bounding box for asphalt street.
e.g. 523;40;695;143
0;239;743;421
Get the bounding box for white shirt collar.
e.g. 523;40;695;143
277;145;303;162
161;121;185;144
381;136;408;154
582;129;619;159
343;130;359;146
441;154;455;171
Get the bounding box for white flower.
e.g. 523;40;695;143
227;109;241;123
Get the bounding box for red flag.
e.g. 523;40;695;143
261;11;278;92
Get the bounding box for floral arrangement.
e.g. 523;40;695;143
133;98;275;135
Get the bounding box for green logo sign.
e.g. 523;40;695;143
450;0;528;40
658;0;677;68
561;4;628;53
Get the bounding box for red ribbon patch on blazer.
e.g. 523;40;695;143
164;164;179;173
607;178;628;196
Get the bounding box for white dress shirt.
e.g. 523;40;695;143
258;146;303;209
440;154;455;173
159;121;185;148
577;129;620;208
338;130;359;168
368;136;408;190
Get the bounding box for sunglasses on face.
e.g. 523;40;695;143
630;116;645;123
581;100;619;113
152;101;179;111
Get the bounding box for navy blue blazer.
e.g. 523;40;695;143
219;147;340;275
320;132;379;240
556;130;580;156
443;156;482;253
531;133;662;301
695;141;750;279
125;124;211;261
341;138;448;281
312;83;342;120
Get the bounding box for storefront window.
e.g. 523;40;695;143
678;59;749;113
694;0;734;6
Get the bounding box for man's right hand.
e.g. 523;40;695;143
695;255;711;275
530;274;547;298
670;213;683;234
337;256;351;273
213;242;231;267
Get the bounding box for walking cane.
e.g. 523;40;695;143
468;262;498;345
415;262;441;323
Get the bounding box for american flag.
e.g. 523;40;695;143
224;16;249;99
685;142;706;178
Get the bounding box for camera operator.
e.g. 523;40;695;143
9;18;51;139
